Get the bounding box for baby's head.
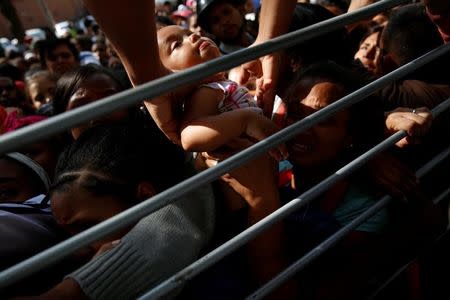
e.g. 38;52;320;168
157;25;221;71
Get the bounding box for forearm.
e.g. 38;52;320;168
83;0;167;84
348;0;376;13
181;110;252;152
257;0;296;42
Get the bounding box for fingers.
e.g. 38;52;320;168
233;60;262;85
229;66;250;85
385;107;433;147
94;239;120;258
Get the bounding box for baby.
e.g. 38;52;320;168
153;25;288;287
155;25;286;159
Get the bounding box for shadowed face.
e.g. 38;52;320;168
66;73;126;139
286;81;351;168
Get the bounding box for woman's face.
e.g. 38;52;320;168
354;31;381;74
46;44;79;77
66;73;126;139
286;81;351;168
28;76;56;109
51;170;131;255
0;158;43;203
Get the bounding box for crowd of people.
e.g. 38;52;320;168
0;0;449;299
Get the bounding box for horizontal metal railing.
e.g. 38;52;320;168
1;2;448;299
1;42;448;290
0;0;408;155
248;145;450;300
139;100;450;300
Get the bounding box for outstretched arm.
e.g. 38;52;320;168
83;0;165;84
230;0;296;116
84;0;185;144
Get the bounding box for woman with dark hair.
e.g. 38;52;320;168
27;124;214;299
40;38;80;78
354;24;384;75
276;61;441;298
53;64;135;139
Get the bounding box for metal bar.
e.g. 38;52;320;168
248;146;450;300
367;214;450;299
139;100;450;299
433;187;450;205
1;45;448;293
0;0;409;155
1;45;448;290
2;3;448;290
249;196;392;300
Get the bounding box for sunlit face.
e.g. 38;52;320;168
28;76;56;109
286;81;350;168
66;73;126;139
0;158;43;203
354;31;381;74
46;44;79;76
51;170;132;255
158;25;221;71
206;2;243;42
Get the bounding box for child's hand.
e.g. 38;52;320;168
244;112;288;161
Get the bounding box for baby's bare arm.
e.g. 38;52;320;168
181;87;249;152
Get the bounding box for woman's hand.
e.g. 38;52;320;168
385;107;433;148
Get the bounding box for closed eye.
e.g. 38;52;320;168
171;40;182;52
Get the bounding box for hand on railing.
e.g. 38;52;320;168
385;107;433;148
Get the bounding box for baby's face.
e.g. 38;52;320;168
157;25;221;71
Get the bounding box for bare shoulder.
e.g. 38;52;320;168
190;85;225;104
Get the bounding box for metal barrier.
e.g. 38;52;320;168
0;1;449;299
248;145;450;300
139;100;450;300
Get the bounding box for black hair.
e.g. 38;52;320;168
75;35;93;52
53;64;124;115
39;38;80;69
285;61;385;154
1;155;48;196
286;4;353;69
54;124;185;202
381;4;443;66
0;62;22;81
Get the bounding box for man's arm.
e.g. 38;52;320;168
83;0;165;84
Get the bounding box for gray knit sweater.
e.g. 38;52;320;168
69;183;215;300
